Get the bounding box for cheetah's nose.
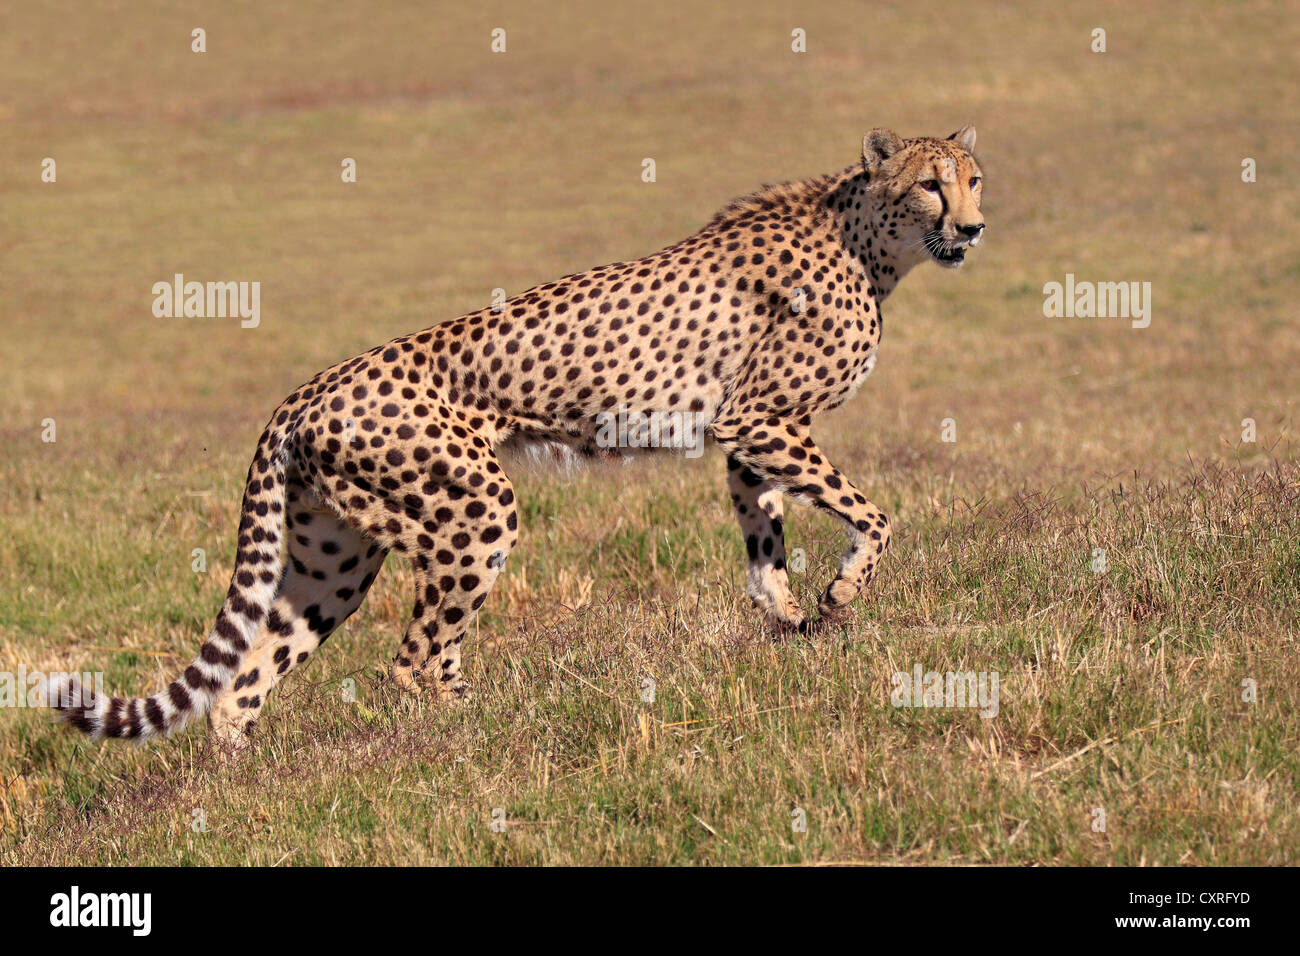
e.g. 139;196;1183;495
959;223;985;246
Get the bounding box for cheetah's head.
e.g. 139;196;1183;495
862;126;985;270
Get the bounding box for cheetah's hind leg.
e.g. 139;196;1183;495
402;475;519;702
207;478;387;750
317;440;520;704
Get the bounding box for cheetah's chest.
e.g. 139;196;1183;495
848;345;879;394
817;343;880;414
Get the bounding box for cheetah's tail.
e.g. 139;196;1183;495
48;425;293;741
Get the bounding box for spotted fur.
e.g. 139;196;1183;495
51;126;986;747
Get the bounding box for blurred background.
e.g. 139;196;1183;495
2;1;1295;477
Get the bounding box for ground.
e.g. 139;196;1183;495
1;0;1297;864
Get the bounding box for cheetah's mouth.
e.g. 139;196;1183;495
931;246;966;267
923;231;969;269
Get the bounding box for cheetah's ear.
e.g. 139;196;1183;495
947;125;977;151
862;128;904;170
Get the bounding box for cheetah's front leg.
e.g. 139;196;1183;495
717;419;891;627
726;454;803;630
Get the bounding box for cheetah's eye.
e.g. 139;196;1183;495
919;180;940;193
969;176;982;189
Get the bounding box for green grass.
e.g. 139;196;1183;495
1;0;1298;864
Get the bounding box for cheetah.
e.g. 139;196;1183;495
49;126;985;747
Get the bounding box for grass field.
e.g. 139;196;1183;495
2;1;1298;865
